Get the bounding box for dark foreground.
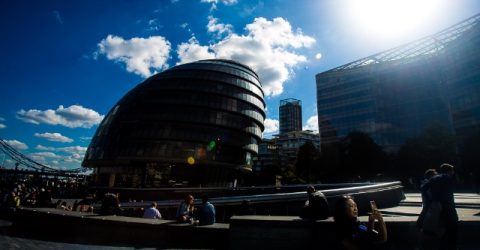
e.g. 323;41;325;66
0;193;479;250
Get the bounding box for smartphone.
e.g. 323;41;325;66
370;200;377;211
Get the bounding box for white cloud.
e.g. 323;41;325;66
28;155;45;162
52;10;63;24
201;0;238;11
4;140;28;150
58;146;87;155
207;16;233;38
176;17;315;96
97;35;171;77
147;18;163;31
79;136;92;141
0;117;5;129
16;105;104;128
34;132;73;143
35;145;87;155
201;0;237;4
29;152;63;159
177;37;216;65
32;145;86;167
35;145;56;151
303;115;319;133
263;118;279;134
62;155;83;163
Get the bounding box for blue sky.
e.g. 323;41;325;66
1;0;479;170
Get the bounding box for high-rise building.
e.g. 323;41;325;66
83;59;265;188
279;98;302;134
316;14;480;151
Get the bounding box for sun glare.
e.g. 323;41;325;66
346;0;445;40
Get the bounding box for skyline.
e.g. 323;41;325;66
1;0;480;170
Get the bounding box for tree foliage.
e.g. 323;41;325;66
340;131;387;180
396;124;456;178
461;129;480;177
317;132;387;182
295;141;320;182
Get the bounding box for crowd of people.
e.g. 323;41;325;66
0;176;90;214
1;163;462;249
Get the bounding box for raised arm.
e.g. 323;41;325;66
368;209;387;243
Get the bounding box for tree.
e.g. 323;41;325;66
340;131;387;181
295;141;320;182
460;129;480;190
397;124;456;179
319;141;342;182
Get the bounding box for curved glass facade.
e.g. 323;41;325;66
83;59;265;188
316;14;480;152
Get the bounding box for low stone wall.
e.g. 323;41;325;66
228;215;480;250
12;208;229;249
11;207;479;249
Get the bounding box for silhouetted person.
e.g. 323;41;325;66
421;163;458;250
36;188;52;207
99;193;122;215
300;185;329;220
237;200;254;215
197;194;215;225
417;169;438;229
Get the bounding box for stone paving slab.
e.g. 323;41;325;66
403;193;480;205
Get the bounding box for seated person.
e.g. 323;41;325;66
334;196;387;250
143;202;162;219
176;194;194;223
237;200;254;215
300;185;329;220
197;195;215;225
99;193;122;215
7;191;20;211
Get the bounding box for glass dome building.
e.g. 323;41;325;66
83;59;265;188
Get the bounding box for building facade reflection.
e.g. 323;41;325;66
316;14;480;152
83;59;265;188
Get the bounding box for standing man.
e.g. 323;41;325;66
421;163;458;250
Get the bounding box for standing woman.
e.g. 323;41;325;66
334;196;387;250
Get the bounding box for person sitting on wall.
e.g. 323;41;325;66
7;191;20;211
197;194;215;225
300;185;330;220
237;200;254;215
143;202;162;219
176;194;194;223
99;193;122;215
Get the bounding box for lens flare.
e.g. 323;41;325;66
187;156;195;165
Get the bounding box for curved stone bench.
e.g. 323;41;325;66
11;208;229;249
